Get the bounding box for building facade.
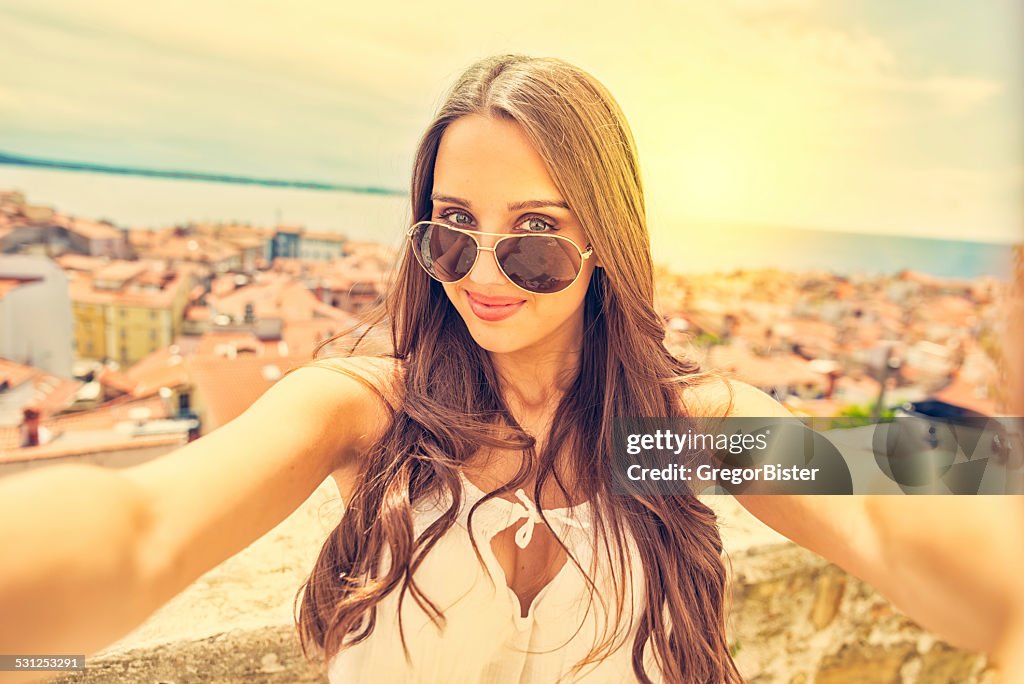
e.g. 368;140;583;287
0;255;73;377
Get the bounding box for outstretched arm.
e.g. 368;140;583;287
0;357;392;682
694;379;1024;670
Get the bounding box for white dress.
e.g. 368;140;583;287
326;470;662;683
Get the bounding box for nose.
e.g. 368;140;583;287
467;237;507;286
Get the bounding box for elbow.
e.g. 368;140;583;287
119;471;172;626
78;466;160;654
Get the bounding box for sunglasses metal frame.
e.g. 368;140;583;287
405;220;595;295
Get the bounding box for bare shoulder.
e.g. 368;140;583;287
679;374;793;419
292;355;406;499
297;355;406;402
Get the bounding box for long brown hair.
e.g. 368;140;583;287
293;54;742;683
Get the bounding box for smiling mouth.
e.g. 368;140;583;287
464;290;526;321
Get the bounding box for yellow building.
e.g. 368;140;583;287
72;300;106;360
69;261;192;366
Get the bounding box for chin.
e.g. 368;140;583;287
464;323;532;354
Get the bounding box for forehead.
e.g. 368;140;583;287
433;114;563;206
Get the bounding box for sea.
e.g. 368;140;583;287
0;166;1017;281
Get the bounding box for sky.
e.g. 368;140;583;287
0;0;1021;244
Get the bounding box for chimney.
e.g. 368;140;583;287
187;420;201;442
19;406;41;448
824;370;840;400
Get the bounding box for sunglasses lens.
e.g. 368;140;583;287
496;235;582;294
410;222;477;282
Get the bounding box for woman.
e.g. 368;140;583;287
1;54;1021;684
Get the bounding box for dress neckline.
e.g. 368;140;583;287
457;469;592;516
455;468;593;628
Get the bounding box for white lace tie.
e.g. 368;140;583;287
510;488;589;549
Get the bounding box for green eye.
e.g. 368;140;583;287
437;208;474;225
521;217;555;232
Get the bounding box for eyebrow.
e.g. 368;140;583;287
430;193;570;212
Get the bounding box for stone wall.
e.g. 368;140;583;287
726;542;995;683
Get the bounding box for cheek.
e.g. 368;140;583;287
530;284;590;327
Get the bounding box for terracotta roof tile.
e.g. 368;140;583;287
94;261;148;283
0;357;37;390
45;394;171;432
66;218;122;241
68;267;186;308
185;354;309;430
96;367;139;395
0;276;44;300
55;254;109;272
0;358;83;419
281;319;345;359
120;348;191;397
186;305;210;321
706;345;827;390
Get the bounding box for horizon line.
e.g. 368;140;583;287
0;150;406;197
1;150;1019;247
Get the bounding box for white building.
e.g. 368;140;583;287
0;255;73;378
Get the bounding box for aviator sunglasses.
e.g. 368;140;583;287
406;220;595;295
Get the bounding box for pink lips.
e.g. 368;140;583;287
465;290;526;322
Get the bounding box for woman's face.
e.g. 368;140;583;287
430;113;599;356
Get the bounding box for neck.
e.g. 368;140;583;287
490;317;583;419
